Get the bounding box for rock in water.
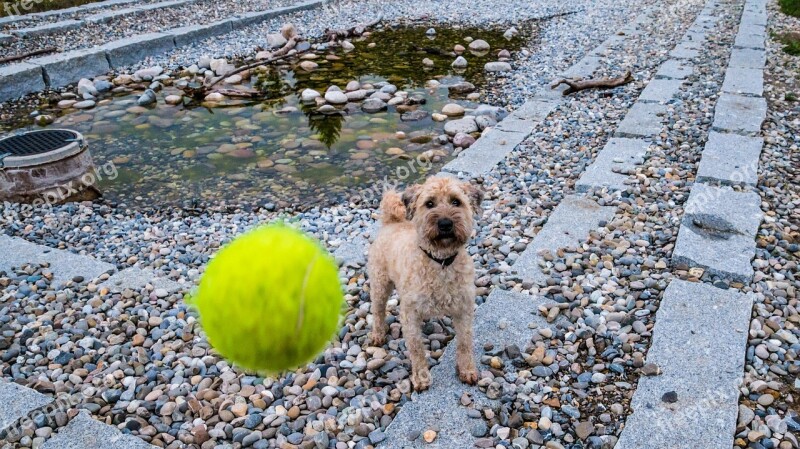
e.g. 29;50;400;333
484;61;512;72
341;41;355;51
426;28;436;35
451;56;468;68
444;117;478;135
137;89;157;106
442;103;465;116
468;39;490;51
361;99;387;113
301;89;320;102
77;78;97;96
299;61;318;71
324;91;348;104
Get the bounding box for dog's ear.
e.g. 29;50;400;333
461;181;484;214
401;184;420;220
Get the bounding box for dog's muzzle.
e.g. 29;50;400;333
437;218;454;236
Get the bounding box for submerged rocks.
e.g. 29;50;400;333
361;99;387;113
301;89;321;102
401;110;428;121
468;39;490;51
324;90;348;105
299;60;319;71
444;117;478;136
137;89;157;106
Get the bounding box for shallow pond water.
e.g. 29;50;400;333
2;24;528;210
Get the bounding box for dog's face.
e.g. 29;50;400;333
402;177;484;253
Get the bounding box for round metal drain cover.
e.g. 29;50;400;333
0;129;85;168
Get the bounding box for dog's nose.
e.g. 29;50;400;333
437;218;454;233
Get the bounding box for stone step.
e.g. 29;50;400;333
695;132;763;186
511;195;616;285
0;235;115;285
41;411;157;449
381;289;559;448
0;380;54;436
615;279;753;449
575;137;651;192
712;93;766;136
615;102;667;138
99;267;183;293
11;19;83;38
0;33;13;44
672;184;762;283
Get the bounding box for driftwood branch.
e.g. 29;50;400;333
325;15;382;42
550;70;633;95
0;46;57;64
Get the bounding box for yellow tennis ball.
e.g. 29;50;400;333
190;224;343;372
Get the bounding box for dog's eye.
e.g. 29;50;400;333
425;200;435;208
451;199;461;207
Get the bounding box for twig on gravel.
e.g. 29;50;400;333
550;70;633;95
0;46;57;64
324;15;383;42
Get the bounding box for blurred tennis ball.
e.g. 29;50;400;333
189;224;343;372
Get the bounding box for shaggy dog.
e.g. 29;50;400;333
367;176;484;391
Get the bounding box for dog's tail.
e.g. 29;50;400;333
380;190;407;224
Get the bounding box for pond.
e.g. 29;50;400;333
1;24;528;210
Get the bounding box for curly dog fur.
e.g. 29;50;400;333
367;176;484;391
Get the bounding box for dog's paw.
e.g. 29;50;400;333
457;367;478;385
367;330;386;347
411;369;431;391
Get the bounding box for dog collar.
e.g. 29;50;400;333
420;247;458;267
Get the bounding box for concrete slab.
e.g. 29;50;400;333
734;31;765;50
683;183;762;236
616;102;666;137
669;42;700;60
616;280;752;449
696;132;762;186
672;218;760;283
382;289;557;448
560;55;601;79
100;267;183;293
655;59;694;80
729;48;765;69
102;33;175;68
639;78;684;103
712;93;766;135
168;19;235;47
0;62;44;103
0;235;115;285
722;67;763;96
11;19;83;38
42;411;157;449
0;381;53;435
30;47;110;89
512;195;616;284
576;138;650;192
496;98;559;133
442;127;528;176
740;10;767;26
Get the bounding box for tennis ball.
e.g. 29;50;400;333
190;224;343;372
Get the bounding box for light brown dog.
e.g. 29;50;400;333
367;176;484;391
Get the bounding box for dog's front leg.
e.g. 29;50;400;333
401;308;431;391
453;309;478;385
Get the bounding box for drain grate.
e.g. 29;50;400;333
0;130;80;157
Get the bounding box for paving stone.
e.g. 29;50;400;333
42;411;157;449
512;195;616;284
669;42;700;59
168;19;235;47
100;267;183;293
234;0;326;28
696;132;762;186
673;222;758;283
576;138;650;192
0;381;53;435
11;19;83;38
137;0;193;11
0;62;44;103
30;47;110;89
616;280;752;449
102;33;176;68
740;9;767;26
382;289;559;449
655;59;693;80
0;235;115;285
712;93;766;135
496;98;559;133
560;55;601;79
442;128;528;176
616;102;666;137
638;78;684;103
734;30;765;50
85;6;140;23
721;67;763;96
728;47;765;69
683;184;762;236
0;33;12;44
590;34;625;56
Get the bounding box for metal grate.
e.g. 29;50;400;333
0;130;80;157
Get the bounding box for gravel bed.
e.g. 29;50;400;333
734;2;800;449
0;0;307;66
0;0;775;448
